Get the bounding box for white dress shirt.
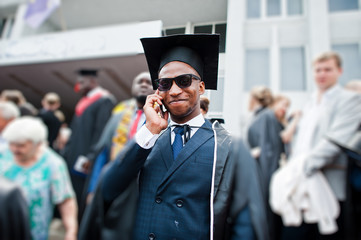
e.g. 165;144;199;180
135;113;205;149
292;84;341;157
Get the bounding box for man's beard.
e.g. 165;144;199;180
136;95;147;105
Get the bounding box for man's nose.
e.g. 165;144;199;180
169;81;182;95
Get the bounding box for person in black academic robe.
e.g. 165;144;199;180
247;95;291;240
63;69;115;221
0;177;31;240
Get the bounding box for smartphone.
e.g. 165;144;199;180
160;101;167;118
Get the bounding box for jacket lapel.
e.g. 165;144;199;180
157;128;173;170
157;121;214;191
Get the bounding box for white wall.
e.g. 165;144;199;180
222;0;361;136
0;20;162;66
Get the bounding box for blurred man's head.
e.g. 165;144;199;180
3;117;47;163
42;92;61;111
313;52;342;93
131;72;154;106
0;101;20;133
75;69;99;97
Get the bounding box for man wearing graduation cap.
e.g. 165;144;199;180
98;34;268;240
63;69;116;221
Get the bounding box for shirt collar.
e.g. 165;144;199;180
311;84;341;103
87;86;103;97
169;113;205;131
324;84;340;98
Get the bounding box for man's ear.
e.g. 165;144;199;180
199;81;205;95
338;67;343;76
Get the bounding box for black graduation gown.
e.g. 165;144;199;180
0;177;31;240
247;108;285;240
247;108;285;192
63;95;115;220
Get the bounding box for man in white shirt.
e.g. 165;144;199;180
282;52;361;239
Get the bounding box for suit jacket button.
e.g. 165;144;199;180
149;233;156;240
176;200;183;208
155;197;162;204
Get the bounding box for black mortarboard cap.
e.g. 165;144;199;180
77;69;98;77
140;34;219;90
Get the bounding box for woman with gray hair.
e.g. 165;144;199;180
1;116;78;240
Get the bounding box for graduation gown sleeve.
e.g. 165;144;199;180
229;138;270;240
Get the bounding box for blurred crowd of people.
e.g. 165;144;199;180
0;34;361;240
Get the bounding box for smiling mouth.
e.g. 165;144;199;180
169;99;186;104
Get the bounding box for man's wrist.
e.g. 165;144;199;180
145;122;162;135
135;125;160;149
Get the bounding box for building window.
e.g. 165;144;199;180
164;27;186;36
193;23;227;53
287;0;303;15
194;25;212;34
247;0;261;18
329;0;359;12
267;0;281;16
247;0;304;18
215;23;227;53
245;49;270;90
332;43;361;86
0;17;14;39
0;19;5;38
280;47;305;91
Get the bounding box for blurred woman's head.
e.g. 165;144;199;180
271;95;290;124
200;96;210;116
3;117;47;163
248;86;273;111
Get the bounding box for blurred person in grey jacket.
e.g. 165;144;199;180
281;51;361;240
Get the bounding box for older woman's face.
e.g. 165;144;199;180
9;140;39;163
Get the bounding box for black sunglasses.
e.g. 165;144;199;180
155;74;201;91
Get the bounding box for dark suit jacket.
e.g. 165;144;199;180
80;120;269;240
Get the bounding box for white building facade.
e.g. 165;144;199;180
0;0;360;135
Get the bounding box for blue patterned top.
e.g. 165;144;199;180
0;147;74;240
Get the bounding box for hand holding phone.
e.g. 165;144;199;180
143;90;169;134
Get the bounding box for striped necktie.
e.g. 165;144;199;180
172;126;184;160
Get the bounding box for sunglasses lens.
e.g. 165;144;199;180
176;75;192;88
156;74;197;91
158;79;172;91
